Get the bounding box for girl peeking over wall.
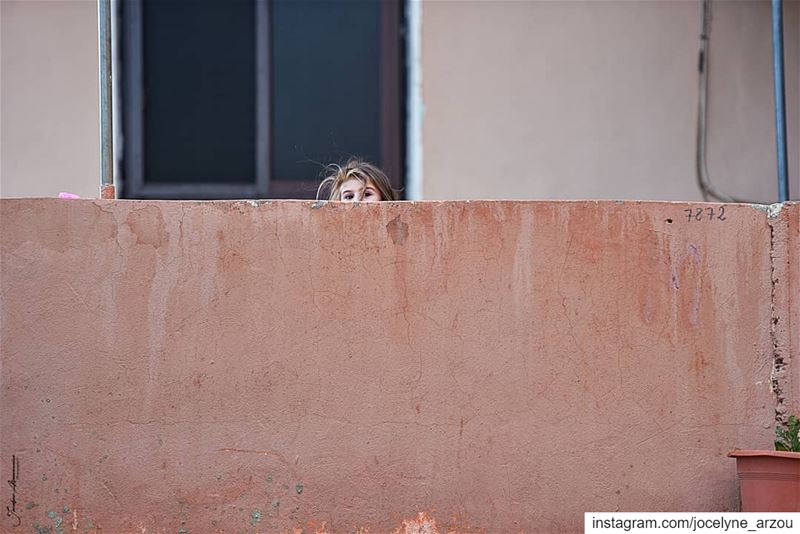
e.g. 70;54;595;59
316;158;399;202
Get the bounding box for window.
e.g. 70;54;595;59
121;0;404;199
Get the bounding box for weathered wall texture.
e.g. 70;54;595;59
422;0;799;202
1;199;796;533
775;204;800;417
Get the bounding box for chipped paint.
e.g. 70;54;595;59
749;201;784;218
249;510;263;526
386;216;410;245
46;510;64;534
392;512;440;534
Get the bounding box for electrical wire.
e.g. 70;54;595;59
696;0;756;203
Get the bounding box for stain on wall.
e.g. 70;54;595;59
0;199;796;532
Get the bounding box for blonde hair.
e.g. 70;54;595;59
316;158;398;201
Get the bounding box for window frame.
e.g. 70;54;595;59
121;0;404;200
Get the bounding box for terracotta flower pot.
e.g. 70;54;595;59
729;450;800;511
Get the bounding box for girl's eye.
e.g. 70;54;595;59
342;193;354;200
364;191;374;197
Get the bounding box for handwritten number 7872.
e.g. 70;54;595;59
684;206;726;222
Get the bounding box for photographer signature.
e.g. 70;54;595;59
6;454;20;527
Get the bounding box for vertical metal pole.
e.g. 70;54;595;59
255;0;270;197
771;0;789;202
98;0;115;199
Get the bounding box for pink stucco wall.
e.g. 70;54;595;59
1;199;796;533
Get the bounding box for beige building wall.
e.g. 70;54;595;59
421;0;799;202
1;1;797;202
1;0;99;199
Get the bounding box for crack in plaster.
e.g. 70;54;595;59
767;206;790;429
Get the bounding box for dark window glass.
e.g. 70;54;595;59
122;0;402;199
270;0;381;182
143;0;256;184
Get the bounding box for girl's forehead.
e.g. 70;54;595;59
341;177;375;189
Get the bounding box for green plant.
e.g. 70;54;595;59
775;415;800;452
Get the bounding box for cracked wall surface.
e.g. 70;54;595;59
770;203;799;420
1;199;797;533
